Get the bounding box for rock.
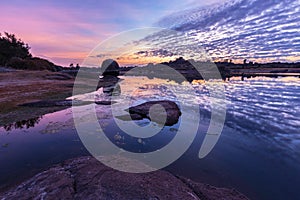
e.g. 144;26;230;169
19;100;115;107
96;59;122;96
0;156;249;200
178;177;249;200
101;59;120;76
102;84;121;96
125;100;181;126
97;75;120;86
116;113;145;121
97;75;121;91
94;100;117;105
19;100;81;107
44;73;73;80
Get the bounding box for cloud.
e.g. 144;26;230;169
3;0;298;66
94;54;108;58
152;0;300;63
135;49;176;57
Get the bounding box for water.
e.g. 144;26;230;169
0;76;300;200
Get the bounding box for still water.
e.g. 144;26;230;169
0;76;300;200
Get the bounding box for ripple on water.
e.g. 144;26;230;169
68;76;300;158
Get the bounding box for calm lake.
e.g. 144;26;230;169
1;76;300;200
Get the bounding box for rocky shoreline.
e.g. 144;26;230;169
0;156;249;200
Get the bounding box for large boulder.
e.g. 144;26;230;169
101;59;120;76
127;100;181;126
0;156;249;200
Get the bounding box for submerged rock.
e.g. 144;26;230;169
125;100;182;126
0;156;248;200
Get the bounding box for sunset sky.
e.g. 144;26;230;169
1;0;222;66
1;0;299;66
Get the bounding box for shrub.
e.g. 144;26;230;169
6;57;58;71
0;32;31;66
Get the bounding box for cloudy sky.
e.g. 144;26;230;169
1;0;299;66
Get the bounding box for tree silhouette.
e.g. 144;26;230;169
0;32;31;65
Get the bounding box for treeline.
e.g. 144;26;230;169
0;32;62;71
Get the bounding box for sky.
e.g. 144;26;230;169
1;0;299;66
1;0;224;66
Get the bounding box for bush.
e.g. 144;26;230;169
0;32;31;66
6;57;30;70
6;57;58;71
30;57;56;71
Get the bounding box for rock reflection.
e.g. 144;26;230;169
97;59;121;96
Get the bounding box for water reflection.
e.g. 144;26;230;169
3;116;42;131
97;59;122;97
0;76;300;200
98;76;121;96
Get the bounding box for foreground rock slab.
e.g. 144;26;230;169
0;156;248;200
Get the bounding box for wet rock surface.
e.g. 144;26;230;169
0;156;248;200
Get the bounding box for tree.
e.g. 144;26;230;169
0;32;31;65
